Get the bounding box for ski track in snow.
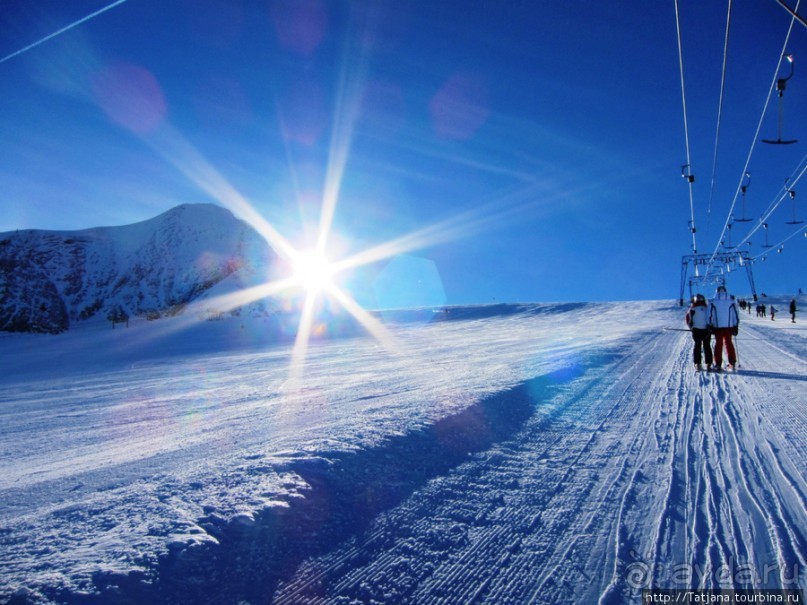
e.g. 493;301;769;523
1;301;805;604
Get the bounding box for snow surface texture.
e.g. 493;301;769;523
0;204;278;333
1;298;805;604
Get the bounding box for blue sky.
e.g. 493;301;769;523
1;0;805;306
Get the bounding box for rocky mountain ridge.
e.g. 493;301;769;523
0;204;279;333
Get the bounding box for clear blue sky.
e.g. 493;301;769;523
1;0;805;305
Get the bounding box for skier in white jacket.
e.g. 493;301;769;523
708;285;740;371
685;293;713;371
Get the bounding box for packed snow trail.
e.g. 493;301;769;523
273;317;806;604
1;301;805;604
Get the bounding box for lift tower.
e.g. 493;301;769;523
679;251;757;306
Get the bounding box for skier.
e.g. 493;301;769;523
685;294;713;371
790;298;797;323
708;285;739;371
770;305;777;321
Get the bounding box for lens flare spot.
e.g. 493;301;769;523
91;62;167;133
429;72;490;140
278;78;327;145
373;253;446;311
269;0;328;56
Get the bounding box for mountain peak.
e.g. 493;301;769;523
157;202;235;220
0;204;277;333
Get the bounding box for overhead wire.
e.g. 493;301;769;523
704;0;802;276
674;0;699;254
775;0;807;29
705;0;734;245
752;221;807;260
735;151;807;247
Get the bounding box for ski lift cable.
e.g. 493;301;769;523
728;3;803;241
708;54;796;265
736;167;805;252
734;152;807;248
750;219;807;260
705;6;801;272
774;0;807;29
705;0;734;244
674;0;699;254
741;154;807;241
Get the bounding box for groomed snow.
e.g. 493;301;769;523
1;298;805;604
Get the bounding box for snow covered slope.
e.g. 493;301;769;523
0;204;278;334
0;299;805;604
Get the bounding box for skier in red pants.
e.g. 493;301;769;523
708;285;740;371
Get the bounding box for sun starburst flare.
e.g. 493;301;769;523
291;249;336;293
93;6;557;386
127;118;554;383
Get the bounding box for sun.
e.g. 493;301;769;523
292;248;337;294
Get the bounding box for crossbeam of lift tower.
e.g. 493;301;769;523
679;250;758;306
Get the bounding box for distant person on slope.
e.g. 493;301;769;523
685;294;713;371
708;285;739;371
770;305;777;321
790;298;797;323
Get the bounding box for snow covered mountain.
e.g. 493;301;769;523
0;204;279;334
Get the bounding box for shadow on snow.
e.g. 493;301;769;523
37;368;589;605
735;369;807;382
376;302;592;325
